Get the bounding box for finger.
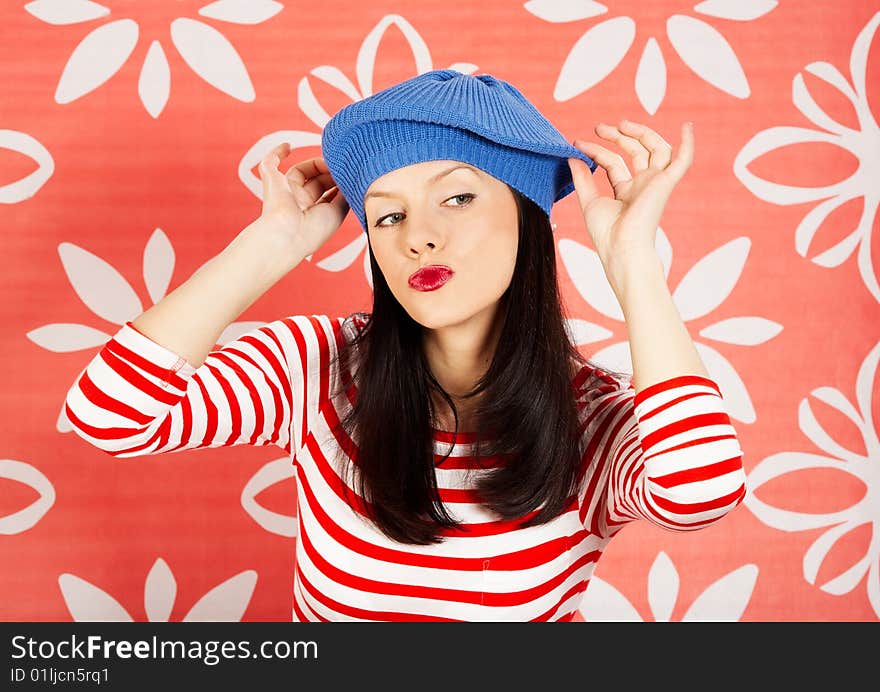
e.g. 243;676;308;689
293;171;337;205
307;185;350;224
258;142;291;187
284;156;332;188
326;186;350;215
664;121;694;183
567;157;600;213
572;140;632;189
595;122;650;172
616;119;673;169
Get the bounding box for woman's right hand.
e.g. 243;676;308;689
257;142;350;257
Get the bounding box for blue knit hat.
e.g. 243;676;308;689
320;69;598;233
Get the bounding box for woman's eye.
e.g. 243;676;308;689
374;193;475;228
374;212;404;228
447;192;476;206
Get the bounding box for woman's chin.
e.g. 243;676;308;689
405;302;467;330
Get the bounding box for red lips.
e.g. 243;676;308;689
408;265;454;291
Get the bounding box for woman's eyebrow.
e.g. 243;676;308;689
364;164;479;202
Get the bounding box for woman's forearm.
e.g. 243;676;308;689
130;218;308;368
606;248;710;394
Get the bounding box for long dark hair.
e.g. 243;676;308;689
326;188;630;545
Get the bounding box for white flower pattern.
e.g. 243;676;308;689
26;0;282;117
734;11;880;303
237;13;478;286
524;0;776;113
579;551;759;621
743;340;880;618
59;557;257;621
559;228;782;424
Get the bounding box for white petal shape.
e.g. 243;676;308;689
744;452;853;531
445;62;478;74
819;554;872;596
523;0;609;22
198;0;283;25
138;40;171;119
315;232;368;272
307;65;362;102
58;574;133;621
587;341;633;377
170;18;255;102
26;322;112;352
868;561;880;619
566;317;613;346
699;316;782;346
733;126;842;204
673;237;749;321
240;458;298;537
356;14;433;98
55;19;139;104
666;15;749;98
25;0;110;26
558;238;622;320
58;242;143;324
849;11;880;104
183;570;258;621
218;320;268;345
0;460;55;534
555;17;636;101
810;386;863;429
298;73;344;131
792;72;852;137
803;61;857;103
803;520;869;594
647;551;679;622
794;194;862;265
143;228;175;305
144;558;177;622
682;564;758;621
854;340;880;434
578;575;643;621
693;0;778;21
693;341;755;423
0;130;54;203
239;131;323;200
635;38;666;115
799;393;863;463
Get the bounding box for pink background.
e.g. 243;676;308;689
1;0;878;621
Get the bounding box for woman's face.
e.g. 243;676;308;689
364;160;519;330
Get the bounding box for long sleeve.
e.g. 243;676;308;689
576;368;747;538
63;315;341;459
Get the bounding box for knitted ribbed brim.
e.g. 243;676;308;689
320;69;597;233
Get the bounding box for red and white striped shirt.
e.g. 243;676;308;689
64;313;747;621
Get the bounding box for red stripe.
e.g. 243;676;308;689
296;447;584;571
297;492;600;615
640;412;734;451
535;579;590;621
649;483;747;515
632;374;721;408
651;455;744;488
282;318;312;453
295;555;463;622
109;332;189;391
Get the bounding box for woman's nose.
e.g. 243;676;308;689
402;212;444;251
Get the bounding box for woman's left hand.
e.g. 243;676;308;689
567;119;694;269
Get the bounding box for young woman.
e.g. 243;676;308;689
66;70;747;621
